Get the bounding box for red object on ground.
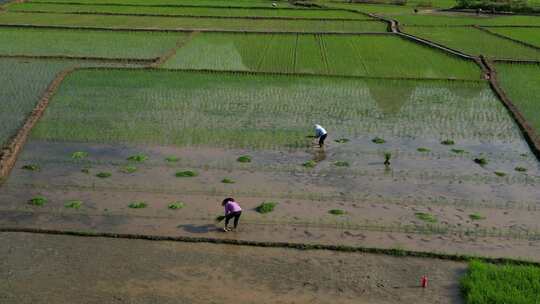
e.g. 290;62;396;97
421;275;428;288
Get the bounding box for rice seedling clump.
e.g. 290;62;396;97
65;200;83;209
71;151;88;159
165;156;180;162
28;196;47;206
237;155;252;163
22;164;40;171
329;209;346;215
469;213;485;221
256;202;277;214
441;139;455;145
372;137;386;144
127;154;148;162
334;161;349;167
494;171;506;177
175;170;197;177
168;201;185;209
128;201;147;209
515;166;527;172
415;212;437;223
120;165;137;174
302;160;317;168
417;147;431;152
96;172;111;178
221;178;235;184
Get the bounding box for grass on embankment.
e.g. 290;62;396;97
461;260;540;304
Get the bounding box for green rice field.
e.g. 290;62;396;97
7;3;370;19
27;0;296;8
162;32;481;79
0;12;387;32
0;58;132;148
495;63;540;135
394;13;540;26
404;26;540;60
31;69;519;148
0;27;184;58
484;27;540;49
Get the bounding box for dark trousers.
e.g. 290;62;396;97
225;211;242;228
319;134;328;147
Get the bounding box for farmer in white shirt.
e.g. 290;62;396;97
314;124;328;148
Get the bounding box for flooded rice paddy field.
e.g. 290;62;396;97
0;71;539;257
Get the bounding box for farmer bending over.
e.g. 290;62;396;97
314;124;328;148
222;197;242;232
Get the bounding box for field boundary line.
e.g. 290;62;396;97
0;54;156;63
22;1;359;11
73;65;486;82
3;208;540;239
0;68;74;184
8;9;375;21
150;31;199;68
482;57;540;160
0;23;391;34
1;227;540;266
475;25;540;51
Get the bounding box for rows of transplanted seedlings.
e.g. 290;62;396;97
0;58;135;148
164;32;481;79
0;28;185;59
0;12;386;32
28;0;296;8
486;27;540;49
403;26;540;60
8;2;370;20
30;70;526;148
495;63;540;134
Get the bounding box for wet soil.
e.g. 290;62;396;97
0;232;466;304
0;140;539;260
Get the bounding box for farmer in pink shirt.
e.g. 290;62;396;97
222;197;242;232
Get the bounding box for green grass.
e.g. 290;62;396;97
0;27;183;59
415;212;437;223
495;63;540;135
168;201;185;209
8;3;369;19
21;164;40;171
31;70;524;148
256;201;277;214
486;27;540;49
0;58;130;147
128;201;147;209
163;32;480;79
96;172;112;178
403;26;540;60
0;12;386;33
461;260;540;304
329;209;346;215
175;170;197;177
221;178;235;184
65;200;83;209
28;196;47;206
469;213;485;221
